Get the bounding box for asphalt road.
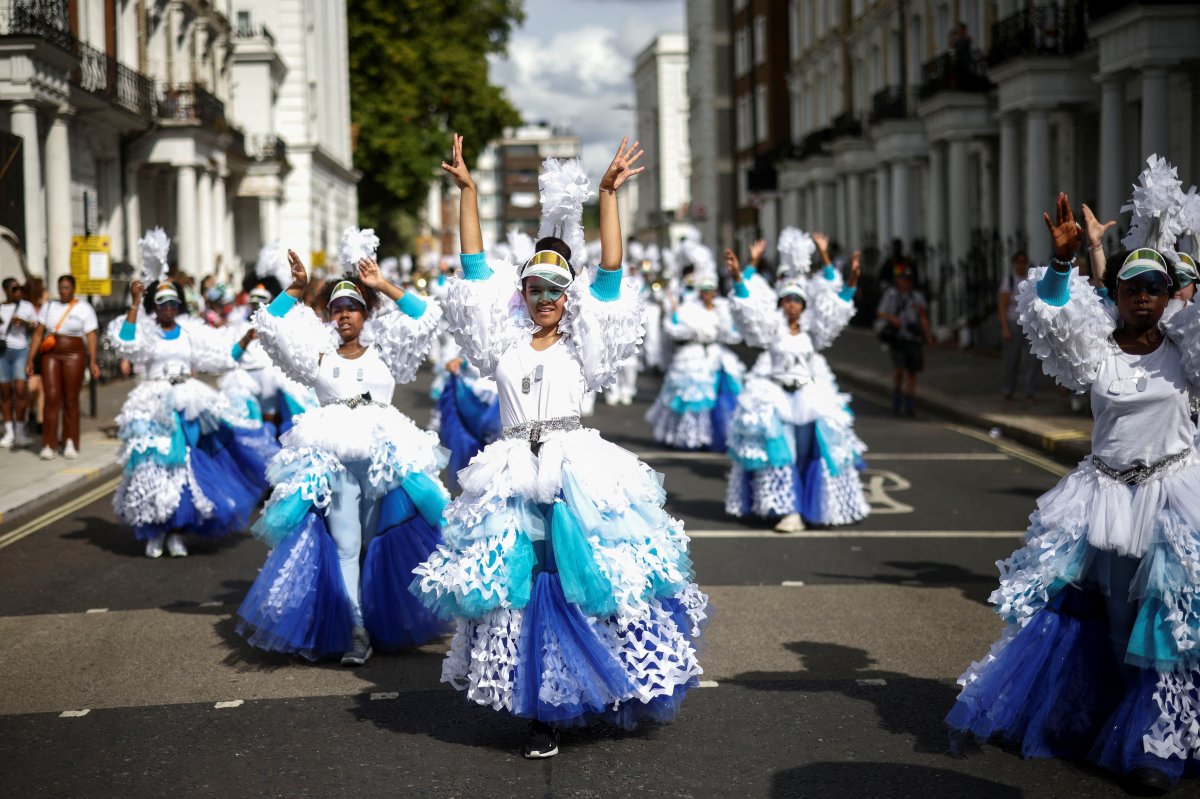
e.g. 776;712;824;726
0;373;1136;798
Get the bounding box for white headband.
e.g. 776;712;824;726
778;283;808;304
330;280;366;307
154;282;180;304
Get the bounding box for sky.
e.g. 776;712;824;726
489;0;685;181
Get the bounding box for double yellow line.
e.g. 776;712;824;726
0;476;122;551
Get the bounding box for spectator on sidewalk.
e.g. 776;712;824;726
877;264;933;416
1;277;36;448
877;239;916;290
998;252;1037;401
23;277;45;436
25;275;100;461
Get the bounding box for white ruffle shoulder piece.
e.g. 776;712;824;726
252;301;338;386
666;298;738;345
729;289;781;349
559;277;644;393
804;277;856;352
1160;300;1200;390
105;313;159;364
1016;266;1116;392
443;257;535;378
360;296;443;384
175;316;240;374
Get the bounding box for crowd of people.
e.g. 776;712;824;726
6;133;1200;792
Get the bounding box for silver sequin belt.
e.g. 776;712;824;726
328;393;389;410
503;416;581;445
153;374;190;385
1092;448;1192;485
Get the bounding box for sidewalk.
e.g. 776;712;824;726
0;378;131;527
825;328;1093;464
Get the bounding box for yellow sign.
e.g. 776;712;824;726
70;236;112;296
310;250;327;268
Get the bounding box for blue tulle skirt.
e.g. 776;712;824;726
437;374;501;492
133;436;259;541
709;369;741;453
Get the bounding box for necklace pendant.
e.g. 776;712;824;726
1107;377;1123;395
521;376;531;394
1135;376;1148;392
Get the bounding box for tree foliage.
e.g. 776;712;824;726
347;0;524;246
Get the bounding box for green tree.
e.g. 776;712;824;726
348;0;524;248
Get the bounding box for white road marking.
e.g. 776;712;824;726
59;709;90;718
0;476;122;551
861;469;914;515
85;608;108;614
856;679;887;687
197;601;223;608
698;680;719;688
943;423;1070;477
214;700;244;709
370;692;399;701
636;450;724;461
781;580;806;587
686;529;1022;539
864;452;1010;461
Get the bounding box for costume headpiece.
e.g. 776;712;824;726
1175;253;1198;287
139;227;171;285
339;227;380;275
525;158;591;287
777;227;816;282
1121;155;1185;265
249;283;273;304
255;241;290;289
778;283;808;304
1117;248;1172;285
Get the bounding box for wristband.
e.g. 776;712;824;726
1050;254;1076;271
1087;242;1103;253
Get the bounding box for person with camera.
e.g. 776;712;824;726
876;264;932;416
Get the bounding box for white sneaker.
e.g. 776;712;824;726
38;446;55;460
63;440;78;459
13;427;30;447
774;513;806;534
0;429;12;448
166;533;188;557
145;535;165;558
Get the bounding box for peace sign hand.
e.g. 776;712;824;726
600;137;645;193
440;133;475;192
1043;192;1083;262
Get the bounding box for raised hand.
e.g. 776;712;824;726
848;251;862;287
600;137;645;193
357;258;386;290
1042;192;1083;261
812;232;830;260
440;133;475;192
723;248;743;284
749;239;766;266
287;250;308;292
1081;203;1116;247
130;280;145;304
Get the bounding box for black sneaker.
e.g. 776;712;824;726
522;721;559;759
1126;766;1172;796
340;627;373;667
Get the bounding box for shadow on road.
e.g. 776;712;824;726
64;515;244;559
814;559;997;606
733;641;958;755
770;761;1021;799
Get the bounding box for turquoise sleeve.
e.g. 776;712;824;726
231;343;245;361
822;264;838;281
267;293;298;318
1036;267;1072;307
119;320;137;341
838;286;857;301
590;267;622;302
733;281;750;299
743;266;757;281
460;251;492;281
396;292;427;319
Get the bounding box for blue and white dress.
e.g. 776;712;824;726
106;315;268;542
220;321;319;439
723;267;868;525
236;291;450;660
412;251;709;729
646;296;744;452
947;265;1200;784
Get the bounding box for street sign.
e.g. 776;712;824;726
70;235;112;296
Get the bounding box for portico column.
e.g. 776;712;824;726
875;164;891;248
1098;75;1126;231
947;138;969;266
11;103;45;276
44;110;72;279
196;168;213;278
176;165;198;275
926;142;945;254
999;112;1021;253
846;171;863;250
259;196;279;243
1140;68;1171;162
124;164;141;265
890;160;911;251
1025;109;1051;256
212;172;227;279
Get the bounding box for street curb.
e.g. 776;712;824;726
828;359;1091;468
0;461;123;532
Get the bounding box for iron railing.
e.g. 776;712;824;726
0;0;74;52
1088;0;1194;23
988;4;1089;69
247;134;286;161
74;41;156;116
830;111;863;140
157;83;226;129
868;86;908;124
918;50;991;100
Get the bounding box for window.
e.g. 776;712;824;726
755;85;768;143
734;28;747;75
237;11;252;37
753;16;766;65
789;1;799;60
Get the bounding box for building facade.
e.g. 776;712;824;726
633;32;691;247
685;0;736;251
0;0;357;290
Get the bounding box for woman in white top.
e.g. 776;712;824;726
236;247;448;667
0;277;37;448
413;135;708;760
26;275;99;460
947;185;1200;793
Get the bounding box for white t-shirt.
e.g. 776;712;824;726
38;300;98;338
495;339;585;428
0;300;37;349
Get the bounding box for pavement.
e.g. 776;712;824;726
0;374;1140;798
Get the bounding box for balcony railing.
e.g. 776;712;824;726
157;83;226;129
797;127;833;159
234;21;275;46
1088;0;1195;23
988;4;1089;69
0;0;74;52
830;111;863;140
918;50;991;100
869;86;908;124
74;41;156;116
247;134;286;162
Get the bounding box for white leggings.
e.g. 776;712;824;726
325;460;382;627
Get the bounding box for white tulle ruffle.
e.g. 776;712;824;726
281;403;447;482
1016;266;1116;392
252;302;337;387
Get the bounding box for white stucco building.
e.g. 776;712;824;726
633;33;691;245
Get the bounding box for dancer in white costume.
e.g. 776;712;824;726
723;232;869;533
413;134;708;760
947;167;1200;793
236;232;449;666
646;251;745;452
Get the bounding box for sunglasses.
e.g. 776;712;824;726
525;286;565;303
156;300;180;309
329;298;364;313
1121;275;1169;297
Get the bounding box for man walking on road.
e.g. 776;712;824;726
876;265;933;416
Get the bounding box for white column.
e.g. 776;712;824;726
947;139;970;266
1098;76;1126;228
846;172;863;250
1025;109;1051;255
212;172;227;280
102;158;124;257
890;160;911;250
814;182;831;237
176;165;198;275
978;142;996;235
834;176;848;247
1141;68;1171;161
11;103;45;277
44;111;72;280
196;169;213;278
259;196;279;243
124;164;141;265
926;143;945;253
999;112;1021;253
875;165;891;247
